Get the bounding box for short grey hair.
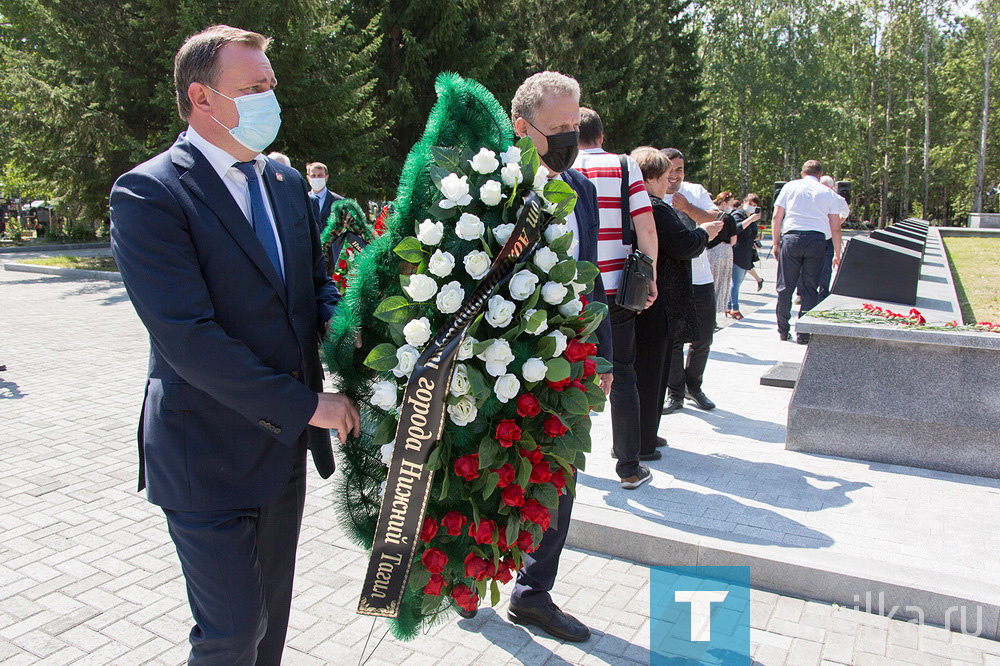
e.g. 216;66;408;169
820;175;836;188
511;71;581;124
174;25;271;120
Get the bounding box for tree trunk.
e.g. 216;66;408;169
973;4;993;214
881;39;892;229
865;6;878;224
923;0;932;218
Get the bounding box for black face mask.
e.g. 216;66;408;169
528;120;580;174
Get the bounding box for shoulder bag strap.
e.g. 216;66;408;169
619;155;635;248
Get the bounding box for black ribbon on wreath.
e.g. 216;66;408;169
358;193;545;617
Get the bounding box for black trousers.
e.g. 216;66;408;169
607;303;642;479
511;471;575;608
635;304;671;455
666;283;716;399
796;238;835;301
776;231;827;336
163;456;306;666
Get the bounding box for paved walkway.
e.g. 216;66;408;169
2;263;1000;664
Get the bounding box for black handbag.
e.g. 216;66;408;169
614;155;653;311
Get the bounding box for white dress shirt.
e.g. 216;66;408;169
185;126;285;276
775;175;838;239
664;181;717;285
313;187;328;210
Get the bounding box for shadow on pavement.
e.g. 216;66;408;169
0;378;25;399
670;407;787;444
61;281;130;306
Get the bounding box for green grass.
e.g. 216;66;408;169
942;237;1000;324
20;255;119;272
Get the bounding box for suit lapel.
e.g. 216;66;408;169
172;140;288;307
565;170;597;264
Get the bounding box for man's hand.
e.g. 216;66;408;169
644;279;658;309
745;212;761;225
700;220;724;240
672;191;691;213
310;392;361;441
833;254;841;269
598;372;613;396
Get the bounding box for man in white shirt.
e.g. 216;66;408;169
659;148;722;414
772;160;841;343
306;161;343;236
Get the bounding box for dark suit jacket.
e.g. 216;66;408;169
110;133;340;512
562;168;613;364
309;188;345;237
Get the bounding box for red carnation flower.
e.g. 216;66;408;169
551;468;568;492
425;574;445;596
454;454;480;481
564;339;589;363
441;510;468;536
543;415;569;438
464;553;495;581
516;530;538;553
468;519;496;545
421;547;448;574
516;393;542;418
420;516;438;543
547;377;572;392
521;499;552;531
582;357;597;378
501;484;525;507
495;420;522;448
494;463;516;488
452;584;478;613
530;460;552;484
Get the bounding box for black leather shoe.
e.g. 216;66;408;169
662;397;683;414
455;604;477;619
779;332;791;341
508;602;590;642
656;436;668;448
639;450;662;461
688;391;716;410
796;333;811;345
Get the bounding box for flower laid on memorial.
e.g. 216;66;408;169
323;73;610;639
320;198;381;292
809;303;1000;333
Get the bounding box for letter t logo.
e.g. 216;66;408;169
674;590;729;641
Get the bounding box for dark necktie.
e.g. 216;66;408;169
233;161;283;282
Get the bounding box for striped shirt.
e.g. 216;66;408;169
572;148;653;295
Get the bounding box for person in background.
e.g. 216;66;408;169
306;161;343;236
728;193;763;319
266;151;291;167
708;191;739;316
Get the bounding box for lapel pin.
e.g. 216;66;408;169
275;172;284;182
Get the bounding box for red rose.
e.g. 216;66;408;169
501;484;525;507
441;511;468;536
494;463;516;488
551;468;567;492
529;460;552;484
570;379;587;392
516;393;542;418
425;574;445;596
454;454;480;481
464;553;495;581
338;259;348;270
495;420;522;448
516;530;538;553
421;547;448;574
582;357;597;378
420;516;438;543
494;558;515;584
520;447;544;464
521;499;552;531
582;342;598;357
468;519;496;545
546;377;572;392
543;415;569;438
452;584;478;613
497;528;509;551
564;339;589;363
580;294;589;308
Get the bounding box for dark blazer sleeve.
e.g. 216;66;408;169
570;173;613;364
656;200;709;261
110;169;318;447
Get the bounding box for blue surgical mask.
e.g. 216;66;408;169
206;86;282;154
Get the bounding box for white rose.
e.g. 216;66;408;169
455;212;485;241
546;329;567;358
485;294;516;328
417;219;444;245
438;173;472;209
448;395;478;426
532;164;550;190
428;249;455;278
457;335;477;360
501;163;523;188
450;363;471;397
493;223;515;245
521;357;547;383
559;298;583;317
544;224;569;244
464;251;491;279
436;280;465;314
470;148;500;174
480;180;503;206
493;374;521;403
392;344;420;378
542;281;569;305
500;145;522;164
478;339;515;377
404;274;438;302
533;246;559;273
371;380;398;411
570;281;586;295
379;480;387;498
403;317;432;347
380;442;395;466
508;269;539;301
523;309;547;335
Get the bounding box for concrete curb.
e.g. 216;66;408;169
4;262;123;282
0;241;110;254
566;504;1000;639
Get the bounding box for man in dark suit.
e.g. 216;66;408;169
455;71;612;643
110;25;360;665
306;161;343;237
